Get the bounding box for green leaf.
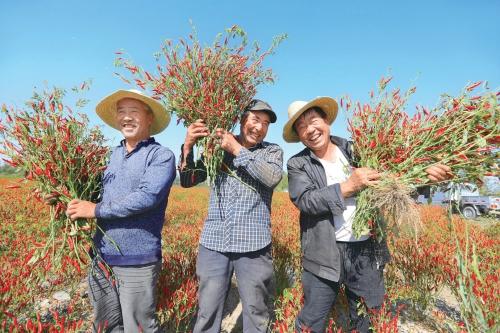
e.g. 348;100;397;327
475;136;487;148
462;129;468;145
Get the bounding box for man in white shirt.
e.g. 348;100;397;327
284;97;451;332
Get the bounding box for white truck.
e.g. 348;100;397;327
456;195;500;219
417;183;500;219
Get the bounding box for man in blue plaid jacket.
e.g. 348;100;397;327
179;99;283;333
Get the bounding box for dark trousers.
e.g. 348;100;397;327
193;244;274;333
296;240;385;333
88;260;161;333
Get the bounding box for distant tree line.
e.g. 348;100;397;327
0;164;22;177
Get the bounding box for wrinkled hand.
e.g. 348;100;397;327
341;167;381;198
66;199;96;221
184;119;209;153
215;128;242;156
181;119;210;170
425;164;453;182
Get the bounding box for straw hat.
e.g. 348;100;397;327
96;89;170;135
282;97;338;143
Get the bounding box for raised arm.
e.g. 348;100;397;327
233;145;283;189
179;119;210;187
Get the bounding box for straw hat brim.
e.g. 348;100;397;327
283;97;338;143
95;90;170;135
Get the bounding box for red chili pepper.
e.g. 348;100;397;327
72;258;81;274
2;158;18;167
67;236;74;251
435;127;447;137
414;157;431;163
465;81;482;91
34;166;44;176
377;132;385;143
425;146;441;151
98;261;110;280
486;135;500;144
125;66;138;74
135;80;146;90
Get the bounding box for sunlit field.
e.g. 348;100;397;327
1;179;498;332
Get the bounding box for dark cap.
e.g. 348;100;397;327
243;99;277;123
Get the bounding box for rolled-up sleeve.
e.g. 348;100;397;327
233;144;283;189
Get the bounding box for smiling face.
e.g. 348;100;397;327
239;110;271;148
293;107;331;154
115;98;153;142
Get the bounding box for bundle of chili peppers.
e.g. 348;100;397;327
0;84;109;271
116;24;286;183
342;78;499;239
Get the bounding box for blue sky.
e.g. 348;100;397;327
1;0;499;169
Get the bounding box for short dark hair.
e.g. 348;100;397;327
305;107;327;119
292;107;327;133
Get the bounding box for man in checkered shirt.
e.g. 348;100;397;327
179;99;283;333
